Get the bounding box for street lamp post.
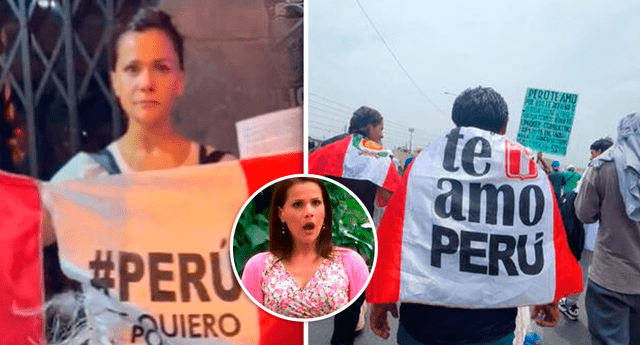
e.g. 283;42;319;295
409;128;415;152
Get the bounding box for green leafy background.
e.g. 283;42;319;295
233;179;374;277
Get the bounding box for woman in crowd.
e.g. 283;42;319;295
309;105;398;215
241;176;369;319
43;5;234;296
308;105;400;344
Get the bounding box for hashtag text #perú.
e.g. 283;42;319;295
89;250;241;302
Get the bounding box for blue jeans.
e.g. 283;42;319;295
586;279;640;345
396;321;515;345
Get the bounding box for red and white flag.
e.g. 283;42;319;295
367;127;582;308
0;153;303;345
309;135;401;192
0;172;43;344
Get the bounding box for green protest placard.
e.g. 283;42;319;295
516;88;578;156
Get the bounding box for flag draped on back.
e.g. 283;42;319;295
309;135;400;192
367;127;582;308
0;172;43;344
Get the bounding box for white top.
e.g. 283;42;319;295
51;141;200;182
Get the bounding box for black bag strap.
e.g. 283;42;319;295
559;190;585;260
199;145;230;164
89;149;121;175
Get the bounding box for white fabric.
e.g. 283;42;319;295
43;162;257;344
590;113;640;221
50;152;111;182
342;135;394;187
584;222;599;251
399;127;556;307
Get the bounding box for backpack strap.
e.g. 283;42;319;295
88;149;121;175
559;190;585;260
199;145;230;164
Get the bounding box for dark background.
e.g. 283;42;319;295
1;0;302;180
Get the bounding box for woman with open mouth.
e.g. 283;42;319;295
241;176;370;319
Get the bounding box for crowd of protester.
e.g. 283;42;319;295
311;87;638;345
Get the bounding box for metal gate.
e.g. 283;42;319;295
1;0;156;179
1;0;302;179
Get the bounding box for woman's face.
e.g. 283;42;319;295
278;181;326;247
367;120;384;143
111;29;184;128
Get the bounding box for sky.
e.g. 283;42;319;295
308;0;640;168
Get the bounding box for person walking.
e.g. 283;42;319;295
367;86;581;345
575;113;640;345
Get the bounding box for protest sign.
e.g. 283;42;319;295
516;88;578;156
236;107;303;159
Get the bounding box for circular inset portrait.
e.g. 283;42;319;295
231;174;376;322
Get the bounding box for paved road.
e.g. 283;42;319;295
308;252;593;345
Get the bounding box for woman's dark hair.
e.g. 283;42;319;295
590;137;614;153
111;7;185;71
452;86;508;133
348;106;383;138
268;177;333;261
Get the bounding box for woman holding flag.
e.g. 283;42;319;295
309;106;400;344
40;7;301;345
43;4;233;299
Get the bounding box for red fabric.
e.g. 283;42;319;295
310;136;401;193
308;136;350;177
0;172;43;344
366;163;413;304
258;309;303;345
381;160;401;193
505;140;538;180
551;183;584;300
240;153;304;345
240;152;304;195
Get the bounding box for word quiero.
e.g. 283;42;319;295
131;313;241;344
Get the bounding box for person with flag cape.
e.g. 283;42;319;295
309;106;401;344
308;105;401;216
367;87;583;344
